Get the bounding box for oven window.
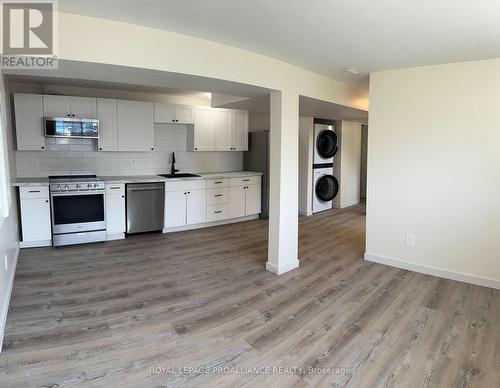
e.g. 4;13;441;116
53;194;104;225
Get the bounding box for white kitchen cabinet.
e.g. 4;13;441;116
245;184;262;215
164;180;207;228
186;190;207;225
42;95;69;117
231;110;249;151
69;97;97;118
14;94;45;151
105;184;125;240
187;106;215;151
164;191;187;228
154;103;195;124
164;189;207;227
214;109;232;151
42;95;97;118
97;98;118;151
116;100;154;152
19;187;51;248
228;178;261;218
228;186;246;218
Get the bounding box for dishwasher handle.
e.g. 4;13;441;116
126;183;164;192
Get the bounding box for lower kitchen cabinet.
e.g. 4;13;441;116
163;175;261;233
19;187;52;248
105;184;125;240
164;180;207;228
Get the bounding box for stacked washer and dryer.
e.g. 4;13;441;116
312;122;339;213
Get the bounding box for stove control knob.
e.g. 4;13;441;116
94;183;99;188
65;185;70;190
88;184;92;188
57;185;61;190
76;184;81;189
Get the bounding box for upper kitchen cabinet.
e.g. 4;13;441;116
214;109;249;151
187;106;215;151
231;110;249;151
42;95;97;118
154;103;195;124
14;93;45;151
97;98;118;151
116;100;154;152
214;109;232;151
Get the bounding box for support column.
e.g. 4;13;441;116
266;90;300;274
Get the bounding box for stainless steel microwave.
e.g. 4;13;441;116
44;117;99;139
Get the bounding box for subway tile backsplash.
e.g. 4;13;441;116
16;124;243;177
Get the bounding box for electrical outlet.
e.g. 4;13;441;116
4;254;8;271
406;233;416;247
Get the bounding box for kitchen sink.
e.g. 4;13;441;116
157;173;201;178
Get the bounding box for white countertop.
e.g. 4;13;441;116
13;171;263;186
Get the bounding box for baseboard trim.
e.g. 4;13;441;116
298;210;312;216
0;244;20;353
163;215;259;234
106;233;125;241
19;239;51;248
365;253;500;290
266;259;300;275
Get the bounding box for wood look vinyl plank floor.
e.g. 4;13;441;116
1;204;499;387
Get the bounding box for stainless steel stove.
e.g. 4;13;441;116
49;175;106;246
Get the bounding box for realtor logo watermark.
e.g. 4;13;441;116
1;0;58;68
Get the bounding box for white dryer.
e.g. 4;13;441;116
313;167;339;213
314;123;339;164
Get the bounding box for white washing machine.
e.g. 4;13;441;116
314;123;339;165
313;167;339;213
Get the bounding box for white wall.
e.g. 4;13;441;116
0;76;20;352
366;58;500;289
298;117;313;215
335;121;362;208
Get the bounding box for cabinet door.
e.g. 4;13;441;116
97;98;118;151
154;103;175;123
21;198;51;242
245;184;262;216
214;109;232;151
105;193;125;235
14;94;45;151
228;186;246;218
69;97;97;118
186;189;207;225
192;107;215;151
117;100;154;151
175;104;195;124
43;95;69;117
165;191;187;227
232;110;249;151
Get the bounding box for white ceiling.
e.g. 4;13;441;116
59;0;500;90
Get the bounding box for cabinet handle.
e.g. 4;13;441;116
151;148;154;150
41;146;45;149
67;114;70;117
214;194;222;197
195;148;198;150
72;114;75;117
110;186;120;190
45;200;49;203
214;211;222;214
172;119;175;122
99;147;102;151
122;195;125;198
243;179;250;182
29;190;40;193
214;181;222;184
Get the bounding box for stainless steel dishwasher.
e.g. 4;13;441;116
126;182;165;234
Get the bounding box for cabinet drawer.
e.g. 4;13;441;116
206;187;228;205
229;175;261;187
105;183;125;196
206;178;228;189
164;180;206;192
207;204;228;222
19;186;49;199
